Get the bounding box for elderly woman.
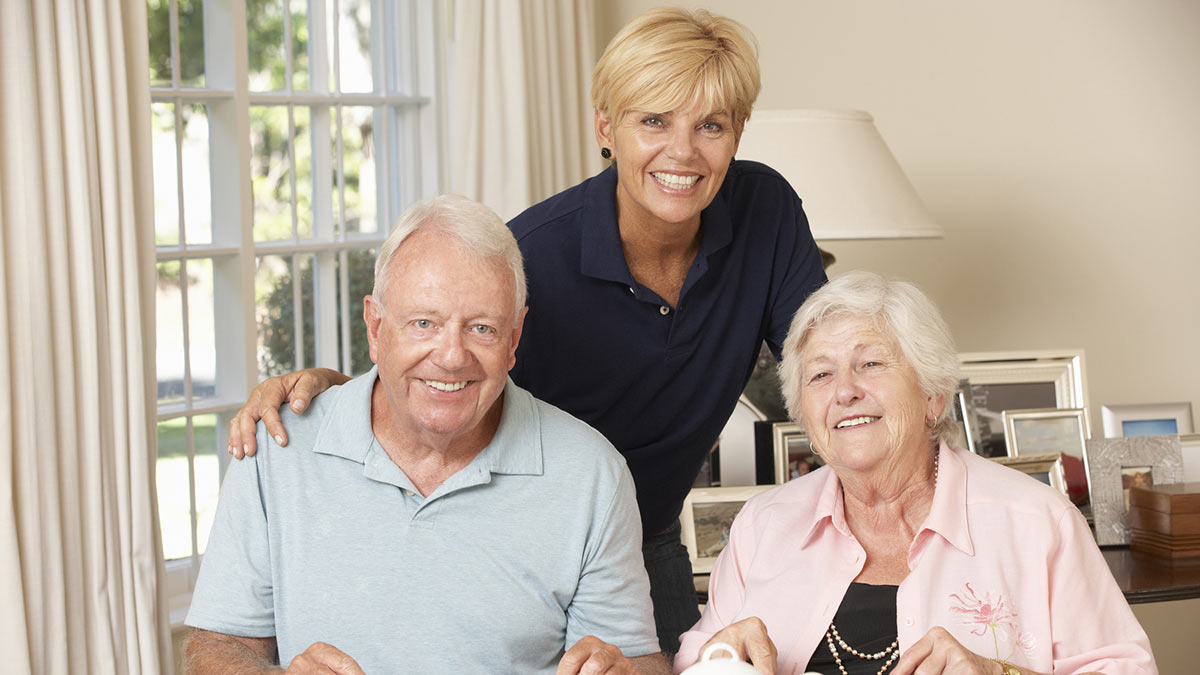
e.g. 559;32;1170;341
224;7;826;653
676;271;1156;675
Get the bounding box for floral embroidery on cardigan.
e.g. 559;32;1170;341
948;583;1035;661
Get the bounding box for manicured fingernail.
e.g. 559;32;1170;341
242;444;250;456
293;401;307;412
227;445;234;455
274;435;284;445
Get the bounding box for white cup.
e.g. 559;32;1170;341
679;642;762;675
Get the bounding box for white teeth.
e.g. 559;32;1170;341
836;416;879;429
652;172;699;189
425;380;467;392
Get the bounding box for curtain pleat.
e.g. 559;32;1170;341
0;0;169;673
451;0;599;221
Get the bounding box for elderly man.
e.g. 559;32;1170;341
184;195;668;674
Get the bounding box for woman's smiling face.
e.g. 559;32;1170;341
798;315;939;475
595;99;739;232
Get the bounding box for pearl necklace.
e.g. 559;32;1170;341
825;622;900;675
822;451;937;675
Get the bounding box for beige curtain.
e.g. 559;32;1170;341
0;0;169;673
451;0;601;221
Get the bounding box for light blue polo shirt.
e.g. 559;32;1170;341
186;368;659;673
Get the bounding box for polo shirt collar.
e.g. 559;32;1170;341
578;167;734;285
797;442;974;556
311;368;543;478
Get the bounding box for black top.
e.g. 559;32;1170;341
507;162;826;534
806;582;900;675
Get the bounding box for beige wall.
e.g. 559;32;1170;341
597;0;1200;435
598;1;1200;671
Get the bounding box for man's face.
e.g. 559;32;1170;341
364;229;524;446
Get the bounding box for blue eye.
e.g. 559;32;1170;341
413;319;432;329
471;324;494;335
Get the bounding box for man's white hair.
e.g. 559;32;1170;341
372;194;526;319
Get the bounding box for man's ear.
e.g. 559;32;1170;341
507;306;528;371
363;295;383;365
594;108;615;153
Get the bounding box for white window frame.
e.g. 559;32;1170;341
149;0;445;626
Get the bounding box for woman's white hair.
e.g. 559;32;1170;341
372;194;526;319
778;270;961;445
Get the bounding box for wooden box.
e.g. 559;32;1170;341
1129;483;1200;560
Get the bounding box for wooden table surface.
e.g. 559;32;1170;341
1102;546;1200;604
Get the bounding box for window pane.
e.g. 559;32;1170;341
257;254;315;378
151;102;179;245
251;105;293;241
247;0;287;91
193;414;220;555
146;0;172;87
182;104;213;245
291;0;310;90
178;0;206;87
157;261;185;405
157;416;193;561
340;248;376;375
342;106;377;235
186;259;217;401
339;0;373;93
294;106;314;239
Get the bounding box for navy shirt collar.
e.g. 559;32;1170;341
579;167;733;285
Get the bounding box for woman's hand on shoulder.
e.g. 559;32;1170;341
693;617;777;674
890;626;1023;675
227;368;349;458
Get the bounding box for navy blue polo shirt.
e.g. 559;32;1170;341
508;161;826;535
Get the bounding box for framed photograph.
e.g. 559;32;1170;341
1002;408;1090;459
1083;436;1185;545
945;378;981;454
680;485;773;574
959;350;1088;458
1100;402;1194;438
992;452;1069;499
1181;433;1200;483
773;423;822;484
713;395;767;488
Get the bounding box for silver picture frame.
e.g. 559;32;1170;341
1083;436;1185;545
958;350;1088;458
1100;402;1194;438
680;485;773;574
991;452;1069;499
771;423;820;484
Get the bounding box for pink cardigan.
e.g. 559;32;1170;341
675;443;1156;674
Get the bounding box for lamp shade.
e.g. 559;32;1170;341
736;109;942;240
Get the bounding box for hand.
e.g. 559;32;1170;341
228;368;348;458
556;635;639;675
890;627;1002;675
284;642;365;674
694;617;777;674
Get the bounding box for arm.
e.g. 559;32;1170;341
555;636;672;675
184;628;279;674
227;368;348;458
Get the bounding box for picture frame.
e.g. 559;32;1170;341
991;452;1069;499
1002;407;1092;507
771;423;821;484
1083;436;1185;545
1002;408;1091;458
1100;402;1195;438
680;485;774;574
959;350;1088;458
945;378;981;454
1181;433;1200;483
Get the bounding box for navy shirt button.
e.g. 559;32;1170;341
659;306;670;315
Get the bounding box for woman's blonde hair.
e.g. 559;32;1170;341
592;7;761;128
